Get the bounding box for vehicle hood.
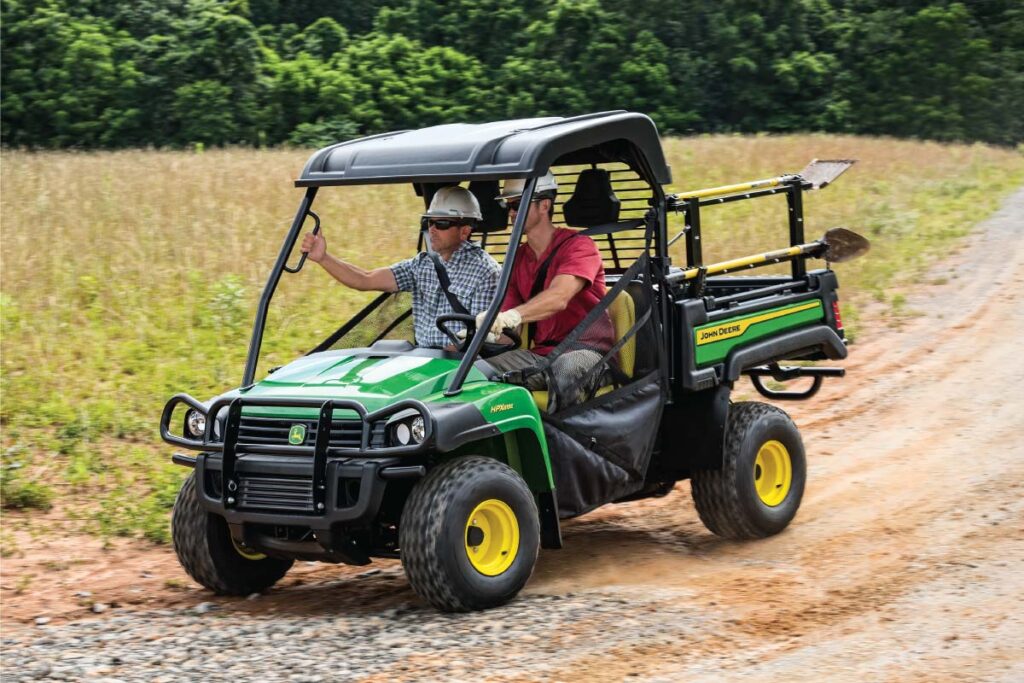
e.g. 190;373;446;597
238;351;487;416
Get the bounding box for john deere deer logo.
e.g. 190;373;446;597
288;424;307;445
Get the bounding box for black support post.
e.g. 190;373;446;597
242;186;319;387
312;401;332;513
222;399;243;508
684;197;703;268
787;185;806;279
444;177;537;396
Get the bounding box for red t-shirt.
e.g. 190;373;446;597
502;228;614;356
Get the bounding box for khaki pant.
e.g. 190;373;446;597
487;348;604;410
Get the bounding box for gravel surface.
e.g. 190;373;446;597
3;578;712;682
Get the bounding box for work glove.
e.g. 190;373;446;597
476;308;522;338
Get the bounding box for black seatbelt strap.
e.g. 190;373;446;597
527;233;580;348
429;252;469;315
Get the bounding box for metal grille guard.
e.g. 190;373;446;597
161;394;433;513
160;393;433;456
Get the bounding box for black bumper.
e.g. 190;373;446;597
195;452;423;564
196;452;401;526
161;393;495;562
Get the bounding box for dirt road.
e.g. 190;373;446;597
3;190;1022;681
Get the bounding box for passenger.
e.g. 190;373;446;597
301;186;500;349
482;172;614;404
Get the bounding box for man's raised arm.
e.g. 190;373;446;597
302;232;399;292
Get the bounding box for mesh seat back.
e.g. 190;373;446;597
563;169;621;227
468;180;509;232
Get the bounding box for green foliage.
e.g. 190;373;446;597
249;0;391;35
173;80;238;145
286;16;348;60
1;462;54;511
834;2;1012;143
261;52;361;142
205;275;248;331
0;3;142;147
2;0;1021;147
288;117;360;147
339;33;489;130
376;0;544;69
94;456;186;544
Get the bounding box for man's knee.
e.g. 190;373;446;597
551;349;602;383
488;349;546;390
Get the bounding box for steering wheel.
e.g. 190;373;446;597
436;313;521;357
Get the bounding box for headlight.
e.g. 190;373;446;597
410;417;425;443
391;415;426;446
186;410;207;438
394;421;412;445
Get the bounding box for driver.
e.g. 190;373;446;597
301;186;500;348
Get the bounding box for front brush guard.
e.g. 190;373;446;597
161;393;435;515
160;393;434;455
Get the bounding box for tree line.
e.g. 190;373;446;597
2;0;1021;149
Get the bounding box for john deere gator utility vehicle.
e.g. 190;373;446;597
160;111;868;611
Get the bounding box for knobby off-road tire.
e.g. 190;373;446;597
171;472;293;595
399;456;540;612
691;401;807;539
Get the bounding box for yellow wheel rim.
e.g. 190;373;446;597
753;440;793;507
232;537;266;561
465;499;519;576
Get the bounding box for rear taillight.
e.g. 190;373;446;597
832;300;844;330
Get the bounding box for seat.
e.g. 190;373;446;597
530;288;636;411
607;287;636;376
562;168;620;227
468;180;509;232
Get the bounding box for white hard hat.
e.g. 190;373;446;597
496;171;558;200
423;186;482;221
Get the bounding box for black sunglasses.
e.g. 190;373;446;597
427;219;465;230
500;197;544;211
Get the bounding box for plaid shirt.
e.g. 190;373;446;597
390;240;500;348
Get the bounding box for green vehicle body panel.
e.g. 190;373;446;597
694;300;825;366
240;354;484;415
227;352;554;491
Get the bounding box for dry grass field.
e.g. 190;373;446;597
1;136;1022;545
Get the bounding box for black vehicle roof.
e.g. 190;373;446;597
296;111;671;187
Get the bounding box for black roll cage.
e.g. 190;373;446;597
241;175;558;395
242;185;318;386
239;174;816;397
240;113;674;394
239;113;826;401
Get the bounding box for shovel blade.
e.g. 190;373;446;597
798;159;857;190
822;227;871;263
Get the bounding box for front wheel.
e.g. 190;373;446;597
171;472;293;595
399;456;540;612
691;401;807;539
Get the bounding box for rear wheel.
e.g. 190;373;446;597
691;401;806;539
400;456;540;612
171;472;293;595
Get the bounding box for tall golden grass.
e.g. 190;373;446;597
1;136;1021;541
